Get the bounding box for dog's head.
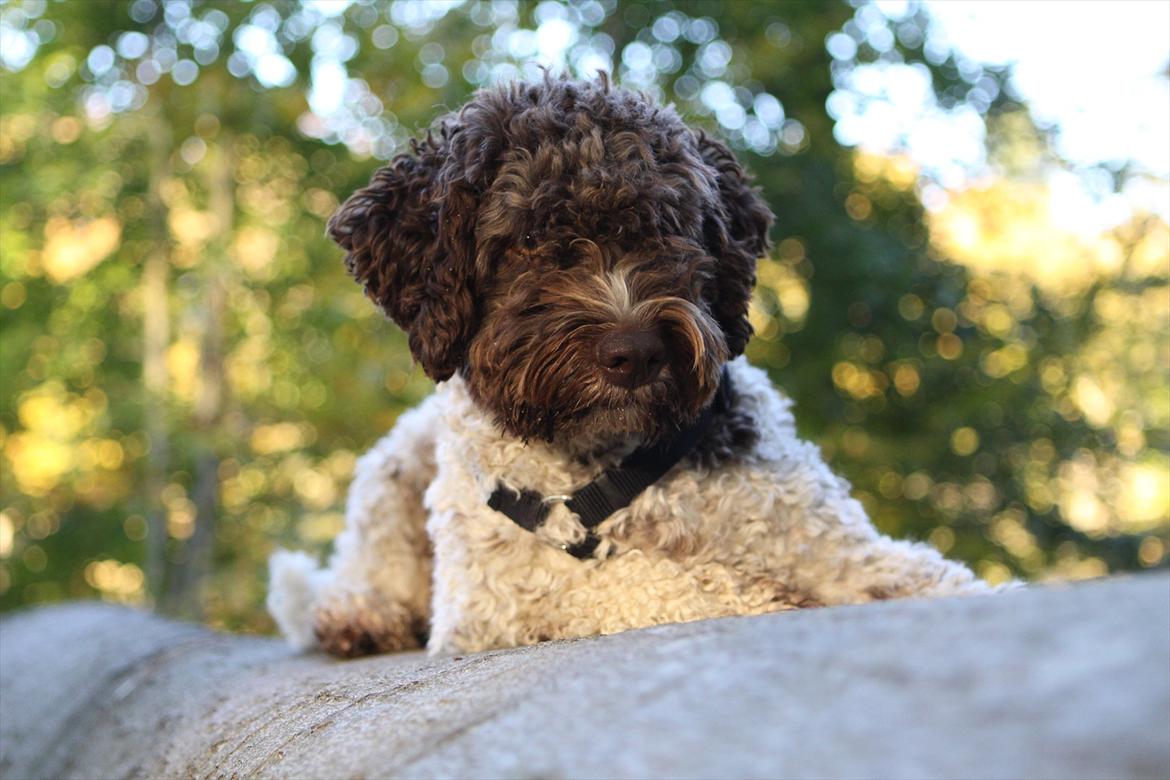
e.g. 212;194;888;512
330;77;772;442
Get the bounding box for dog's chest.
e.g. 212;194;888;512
430;410;690;558
426;373;785;566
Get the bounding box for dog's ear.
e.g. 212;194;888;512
328;127;478;381
694;131;774;358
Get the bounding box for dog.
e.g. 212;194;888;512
268;76;990;658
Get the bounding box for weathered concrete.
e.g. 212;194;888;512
1;573;1167;780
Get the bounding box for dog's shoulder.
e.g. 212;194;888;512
688;357;798;468
350;390;447;493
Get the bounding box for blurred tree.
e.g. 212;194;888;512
0;0;1165;630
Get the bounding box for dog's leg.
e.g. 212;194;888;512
803;526;993;605
732;444;995;606
784;493;993;605
268;395;439;657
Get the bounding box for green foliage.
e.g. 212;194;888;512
1;0;1165;630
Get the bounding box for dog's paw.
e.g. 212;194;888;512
313;596;425;658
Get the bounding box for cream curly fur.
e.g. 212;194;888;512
269;357;990;656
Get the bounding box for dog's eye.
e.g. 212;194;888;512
522;233;537;249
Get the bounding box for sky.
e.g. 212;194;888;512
924;0;1169;178
918;0;1170;229
4;0;1165;230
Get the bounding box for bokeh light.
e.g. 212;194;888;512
0;0;1166;630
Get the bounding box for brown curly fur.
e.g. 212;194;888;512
329;76;773;452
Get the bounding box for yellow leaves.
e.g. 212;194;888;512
928;177;1168;296
84;559;145;603
3;383;122;498
753;256;810;328
930;307;957;333
297;512;345;543
747;297;774;339
1039;359;1068;394
303;188;339;219
1118;458;1170;531
166;339;200;403
989;509;1038;561
845;192;872;221
832;361;887;400
21;545;46;573
161;483;196;540
50;116;82;145
0;113;36;162
891;362;921;396
1;281;27;309
1054;451;1169;538
901;472;932;500
6;388;82;495
977;560;1014;586
294;468;338;510
78;439;124;471
1043;552;1108;582
5;436;72;496
239;181;293;224
749;253;810;351
1072;374;1115;428
158;177;189;205
775;237;806;263
853;151;918;191
1128;219;1170;278
1139;537;1166;567
250;422;307;454
936;333;963;360
897;293;925;320
270;453;341;511
41;215;121;282
232;226;279;279
168;206;217;247
221;466;268;512
980;304;1014;338
0;512;13;558
1062;488;1109;536
840;427;870;457
1116;411;1147;458
17;382;93;438
928;526;954;553
775;276;809;322
980;342;1029;378
857;335;884;363
951;427;980;456
226;337;273;400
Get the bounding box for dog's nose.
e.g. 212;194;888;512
597;328;667;389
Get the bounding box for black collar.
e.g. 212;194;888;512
488;367;731;560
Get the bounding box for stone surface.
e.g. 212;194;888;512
1;573;1167;780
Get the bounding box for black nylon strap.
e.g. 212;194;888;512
486;486;549;532
488;368;731;559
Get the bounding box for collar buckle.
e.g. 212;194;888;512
488;367;732;560
541;494;573;505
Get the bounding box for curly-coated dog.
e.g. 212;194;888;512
268;77;990;658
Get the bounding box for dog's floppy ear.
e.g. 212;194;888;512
694;131;774;358
328;126;478;381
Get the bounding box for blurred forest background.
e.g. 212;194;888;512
1;0;1167;632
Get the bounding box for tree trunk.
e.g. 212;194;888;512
1;574;1167;780
142;112;172;603
163;133;232;619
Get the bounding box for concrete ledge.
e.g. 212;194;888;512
1;574;1167;779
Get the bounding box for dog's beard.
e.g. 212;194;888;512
466;297;727;444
